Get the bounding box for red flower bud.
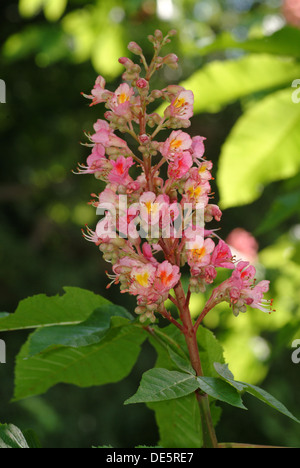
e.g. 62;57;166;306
136;78;149;89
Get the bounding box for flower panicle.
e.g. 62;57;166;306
77;29;273;323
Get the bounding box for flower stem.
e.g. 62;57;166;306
174;281;218;448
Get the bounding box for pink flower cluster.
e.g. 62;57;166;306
78;30;273;323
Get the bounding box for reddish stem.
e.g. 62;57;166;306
174;280;218;448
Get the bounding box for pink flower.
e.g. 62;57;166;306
82;226;102;246
153;261;181;294
282;0;300;28
165;90;194;120
91;120;114;145
205;204;222;223
187;237;215;270
96;213;117;241
91;119;129;148
118;203;140;240
210;261;272;316
82;75;110;106
76;144;108;175
130;263;157;297
191;136;206;163
183;178;211;207
98;187;119;208
211;240;235;269
245;281;272;313
160;130;192;159
109;83;135;118
226;228;259;264
108;156;134;186
139;192;169;226
168;152;193;180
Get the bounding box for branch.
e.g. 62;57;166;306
159;306;183;331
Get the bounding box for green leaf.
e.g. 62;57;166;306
255;190;300;235
156;54;300;115
13;323;147;401
217;88;300;209
19;0;44;18
147;326;203;448
0;313;9;319
145;325;225;448
214;363;300;423
197;325;225;377
0;287;109;332
147;395;202;448
213;363;247;392
27;304;133;357
91;27;125;80
196;377;247;409
244;384;300;424
3;25;70;64
0;423;30;448
44;0;67;22
198;27;300;59
167;347;195;375
124;368;199;405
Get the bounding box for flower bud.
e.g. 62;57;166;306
136;78;149;89
118;57;134;67
111;237;126;248
150;89;163;100
128;41;143;55
135;306;146;315
154;29;164;41
139;134;150;144
163;54;179;70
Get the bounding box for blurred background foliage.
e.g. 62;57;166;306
1;0;300;448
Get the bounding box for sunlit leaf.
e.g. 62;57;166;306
19;0;44;18
44;0;68;21
197;27;300;59
2;25;69;64
91;28;125;80
217;88;300;208
0;287;109;331
156;55;300;115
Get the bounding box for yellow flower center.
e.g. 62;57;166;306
173;97;186;109
193;247;206;260
187;185;202;199
170;138;182;150
144;201;159;216
135;272;150;287
118;93;130;104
